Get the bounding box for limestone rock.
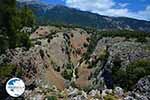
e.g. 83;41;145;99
114;87;124;96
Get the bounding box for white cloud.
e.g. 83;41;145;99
17;0;38;2
65;0;150;21
66;0;115;11
118;3;129;8
136;6;150;20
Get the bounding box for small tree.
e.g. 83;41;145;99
20;5;35;27
61;63;74;80
0;0;35;53
136;37;147;43
62;69;73;80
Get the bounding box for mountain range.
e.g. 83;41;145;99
17;1;150;32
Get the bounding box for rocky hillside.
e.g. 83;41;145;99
0;26;150;100
17;1;150;32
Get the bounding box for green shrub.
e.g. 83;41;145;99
112;68;128;88
0;64;15;77
99;49;109;61
19;32;32;49
0;64;22;78
70;81;78;88
61;62;74;80
0;36;9;54
126;59;150;89
83;42;88;48
112;59;150;90
46;96;57;100
62;69;73;80
112;56;122;67
35;41;42;45
66;63;74;69
82;85;93;93
99;30;149;38
39;49;45;59
136;37;147;43
104;94;118;100
51;61;60;72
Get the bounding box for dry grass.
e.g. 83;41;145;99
45;66;65;90
75;62;92;88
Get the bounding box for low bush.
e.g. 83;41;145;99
136;37;147;43
99;30;149;39
61;69;73;80
45;96;57;100
104;94;118;100
0;64;23;78
61;63;74;80
39;49;45;59
112;59;150;90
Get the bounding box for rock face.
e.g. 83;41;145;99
0;26;150;99
88;37;150;90
0;26;90;99
94;37;150;68
133;76;150;100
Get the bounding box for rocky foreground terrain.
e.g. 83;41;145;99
0;26;150;100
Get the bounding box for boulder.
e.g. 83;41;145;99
102;89;112;97
133;76;150;100
124;96;136;100
89;90;99;97
68;88;79;97
114;87;124;96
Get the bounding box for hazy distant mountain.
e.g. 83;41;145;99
17;1;150;32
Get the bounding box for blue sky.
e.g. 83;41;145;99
41;0;65;5
21;0;150;21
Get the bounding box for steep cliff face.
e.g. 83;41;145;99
0;26;150;99
0;26;90;90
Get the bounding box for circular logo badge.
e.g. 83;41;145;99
6;78;25;97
